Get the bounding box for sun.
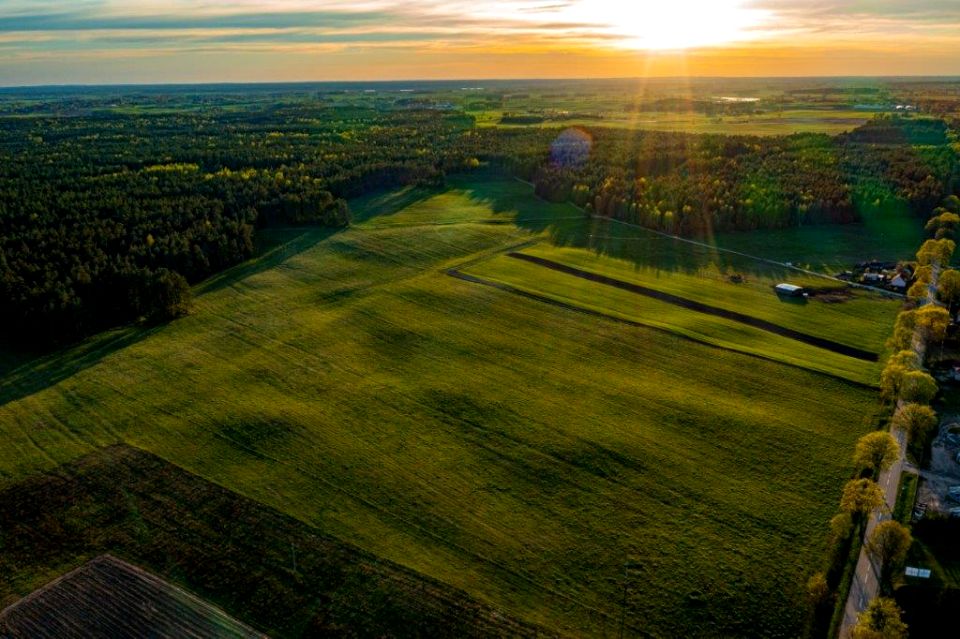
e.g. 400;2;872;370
562;0;773;51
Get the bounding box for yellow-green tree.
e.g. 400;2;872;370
916;238;956;266
865;521;912;589
938;269;960;310
892;403;938;442
851;597;908;639
853;432;900;474
886;312;916;353
830;512;853;540
806;572;830;606
879;350;919;399
925;211;960;240
914;304;950;344
840;479;885;516
899;369;938;404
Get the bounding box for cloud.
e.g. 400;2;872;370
0;0;958;83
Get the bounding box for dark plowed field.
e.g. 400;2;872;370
0;446;551;638
0;555;264;638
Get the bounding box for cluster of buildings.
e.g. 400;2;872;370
837;261;913;292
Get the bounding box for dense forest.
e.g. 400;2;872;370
1;92;957;347
478;118;958;236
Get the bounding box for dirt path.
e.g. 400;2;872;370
506;252;879;362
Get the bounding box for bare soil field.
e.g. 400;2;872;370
0;445;550;639
0;555;264;639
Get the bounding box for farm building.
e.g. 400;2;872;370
774;283;805;297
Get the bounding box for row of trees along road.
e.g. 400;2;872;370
811;199;959;639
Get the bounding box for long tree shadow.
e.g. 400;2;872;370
0;326;163;407
1;226;337;407
456;174;806;282
196;226;339;296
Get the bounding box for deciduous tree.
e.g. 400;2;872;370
899;369;938;404
851;597;908;639
853;432;900;474
840;479;885;516
865;521;912;589
892;403;938;443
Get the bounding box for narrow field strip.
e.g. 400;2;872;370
507;252;878;362
448;268;876;389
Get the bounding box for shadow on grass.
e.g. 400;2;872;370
445;173;806;282
0;325;163;407
195;226;338;296
1;226;337;407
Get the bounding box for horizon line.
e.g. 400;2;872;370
4;74;960;91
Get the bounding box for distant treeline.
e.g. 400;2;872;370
465;117;958;236
0;103;956;348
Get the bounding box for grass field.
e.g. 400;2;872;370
460;250;888;385
0;178;886;637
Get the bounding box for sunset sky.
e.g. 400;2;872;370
1;1;959;85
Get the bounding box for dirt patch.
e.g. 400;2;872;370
808;288;854;304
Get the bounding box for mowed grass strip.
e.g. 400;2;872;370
463;252;881;385
516;244;899;355
0;183;878;637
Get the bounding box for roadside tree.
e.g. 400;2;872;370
852;432;900;474
850;597;908;639
840;479;885;517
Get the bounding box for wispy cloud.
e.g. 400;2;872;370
0;1;957;84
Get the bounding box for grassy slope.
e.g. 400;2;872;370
712;211;925;274
514;244;899;354
462;254;881;385
0;179;880;637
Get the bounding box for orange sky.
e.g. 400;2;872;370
1;1;959;84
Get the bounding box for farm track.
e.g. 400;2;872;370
506;252;879;362
447;268;876;390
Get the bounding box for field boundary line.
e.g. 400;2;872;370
506;251;878;361
448;268;877;390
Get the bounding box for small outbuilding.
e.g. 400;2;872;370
775;283;805;297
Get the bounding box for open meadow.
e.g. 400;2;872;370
0;178;892;637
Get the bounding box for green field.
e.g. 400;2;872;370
0;179;885;637
461;248;890;385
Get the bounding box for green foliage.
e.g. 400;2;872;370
886;313;917;353
914;304;950;344
879;350;919;399
916;238;956;267
937;268;960;308
925;210;960;240
840;479;885;515
865;521;912;587
892;403;938;443
899;369;938;404
830;512;854;541
806;572;830;605
851;597;908;639
852;432;900;474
